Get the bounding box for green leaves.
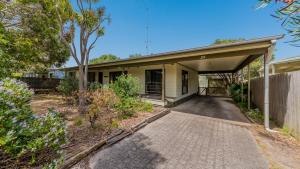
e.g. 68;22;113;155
0;0;70;78
257;0;300;46
0;78;67;167
89;54;119;64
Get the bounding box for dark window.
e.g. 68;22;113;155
182;70;188;95
69;72;75;77
109;71;127;83
98;72;103;84
145;69;162;94
88;72;96;82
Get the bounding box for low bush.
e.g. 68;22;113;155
0;78;66;168
87;88;119;128
88;82;102;91
246;108;264;123
110;74;140;98
57;76;78;96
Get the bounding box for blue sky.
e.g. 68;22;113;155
67;0;299;67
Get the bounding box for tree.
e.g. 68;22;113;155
211;39;245;88
0;1;70;78
90;54;119;64
258;0;300;46
54;0;110;112
128;53;142;58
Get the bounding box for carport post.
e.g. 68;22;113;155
248;64;251;110
264;42;275;130
162;64;165;106
241;69;244;103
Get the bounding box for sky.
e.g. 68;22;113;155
66;0;299;67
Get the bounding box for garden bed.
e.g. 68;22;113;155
31;94;165;164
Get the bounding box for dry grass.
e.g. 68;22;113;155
250;124;300;169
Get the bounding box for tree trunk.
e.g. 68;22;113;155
78;64;86;113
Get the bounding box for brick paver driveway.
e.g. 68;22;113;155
73;97;268;169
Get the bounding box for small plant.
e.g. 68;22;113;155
74;116;83;126
87;88;119;128
111;119;119;128
57;76;78;96
246;108;264;123
0;78;67;167
115;97;139;118
88;82;102;91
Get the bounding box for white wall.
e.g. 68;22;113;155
175;64;199;101
66;63;199;103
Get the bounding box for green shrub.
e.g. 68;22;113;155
57;76;78;96
246;108;264;123
110;74;140;98
88;82;102;91
110;74;153;118
0;78;66;167
139;101;153;112
115;97;139;118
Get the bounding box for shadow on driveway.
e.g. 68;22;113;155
89;133;166;169
172;96;249;123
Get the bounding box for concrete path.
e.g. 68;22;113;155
73;97;268;169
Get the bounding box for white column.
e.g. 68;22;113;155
248;64;251;110
162;64;165;105
264;53;270;129
241;69;244;103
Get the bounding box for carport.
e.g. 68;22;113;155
172;35;283;130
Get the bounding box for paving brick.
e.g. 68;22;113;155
73;97;268;169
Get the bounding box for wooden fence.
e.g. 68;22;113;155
19;77;61;91
250;71;300;136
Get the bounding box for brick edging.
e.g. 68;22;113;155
60;108;170;169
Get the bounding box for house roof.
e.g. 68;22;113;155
65;35;283;73
270;55;300;73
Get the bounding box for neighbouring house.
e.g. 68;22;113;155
64;35;282;110
259;55;300;76
23;68;65;79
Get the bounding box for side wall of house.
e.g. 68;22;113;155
175;64;199;101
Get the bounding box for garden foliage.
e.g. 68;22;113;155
0;78;66;167
110;74;152;118
87;88;119;128
57;76;78;96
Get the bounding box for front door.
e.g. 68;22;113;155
145;69;162;95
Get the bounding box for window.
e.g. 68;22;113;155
182;70;188;95
98;72;103;84
88;72;96;82
145;69;162;94
69;72;75;78
109;71;127;83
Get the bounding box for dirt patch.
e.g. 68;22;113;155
250;124;300;169
31;94;165;162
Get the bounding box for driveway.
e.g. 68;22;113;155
73;97;268;169
172;96;249;123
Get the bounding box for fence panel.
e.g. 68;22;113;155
19;77;61;90
250;71;300;136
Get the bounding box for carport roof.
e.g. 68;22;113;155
65;35;283;73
